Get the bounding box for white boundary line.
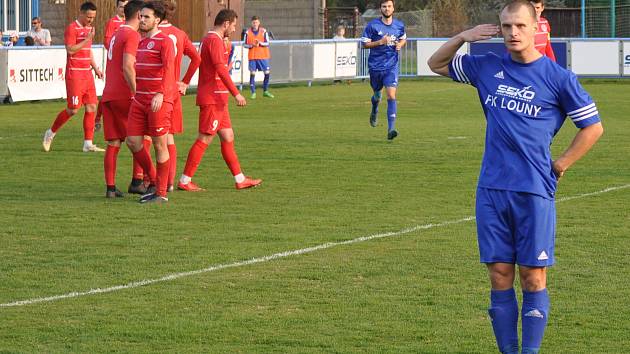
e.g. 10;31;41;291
2;184;629;308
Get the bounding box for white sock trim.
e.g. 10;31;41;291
180;175;191;184
234;173;245;183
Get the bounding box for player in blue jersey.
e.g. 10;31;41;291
428;1;603;353
361;0;406;140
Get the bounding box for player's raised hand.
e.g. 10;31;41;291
88;27;96;41
458;24;500;43
235;93;247;106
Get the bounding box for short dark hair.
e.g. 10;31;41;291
143;1;166;23
530;0;544;4
116;0;127;6
215;9;238;26
251;15;260;21
502;0;537;21
380;0;394;6
80;1;97;12
124;0;145;19
162;0;177;20
25;36;35;46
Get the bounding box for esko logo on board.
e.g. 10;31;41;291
336;52;356;67
625;54;630;66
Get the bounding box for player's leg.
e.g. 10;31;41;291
262;60;274;98
102;100;125;198
83;103;104;152
82;81;105;152
43;79;81;151
94;101;103;132
178;105;216;191
167;133;177;192
515;194;555;354
384;70;399;140
129;137;154;194
167;96;183;192
141;102;173;202
216;106;261;189
369;71;384;128
126;102;157;193
477;188;520;354
249;60;257;99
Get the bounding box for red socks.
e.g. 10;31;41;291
183;140;209;178
104;145;120;187
132;148;156;184
221;140;241;176
156;160;170;197
168;143;177;186
51;110;72;133
83;111;96;140
132;139;153;180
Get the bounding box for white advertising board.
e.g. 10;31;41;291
417;41;469;76
623;41;630;76
335;42;358;78
7;47;105;102
571;41;620;75
313;43;336;79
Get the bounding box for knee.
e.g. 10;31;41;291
126;139;141;152
520;268;546;291
197;133;213;145
67;108;79;116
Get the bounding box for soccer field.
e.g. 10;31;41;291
1;79;629;352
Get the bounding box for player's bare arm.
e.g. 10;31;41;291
90;51;103;79
552;122;604;179
122;53;136;95
395;38;407;51
363;36;389;49
66;27;95;55
428;24;499;77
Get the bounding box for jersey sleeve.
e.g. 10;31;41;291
399;21;407;41
559;72;600;128
260;30;270;47
243;31;252;48
360;24;373;45
64;24;76;46
210;38;239;96
160;38;176;96
448;54;479;86
123;32;139;56
181;36;201;84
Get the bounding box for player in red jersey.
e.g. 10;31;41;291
101;0;148;198
531;0;556;61
42;1;105;153
126;1;177;203
158;0;201;192
104;0;127;51
95;0;128;132
177;9;262;192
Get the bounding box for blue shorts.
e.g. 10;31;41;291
476;187;556;267
369;69;398;92
249;59;270;73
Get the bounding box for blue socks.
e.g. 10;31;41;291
521;289;549;354
371;91;381;115
387;99;397;131
489;288;519;354
263;73;270;91
249;74;256;93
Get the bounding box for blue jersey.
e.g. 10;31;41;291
449;53;600;199
361;18;406;72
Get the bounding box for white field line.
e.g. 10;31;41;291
1;184;629;308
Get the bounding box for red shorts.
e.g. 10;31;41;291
169;94;183;134
103;99;132;141
198;104;231;136
127;99;173;137
66;78;97;109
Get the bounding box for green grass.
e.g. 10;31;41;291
1;79;629;353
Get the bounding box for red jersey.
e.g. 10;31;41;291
102;25;140;102
158;22;201;85
196;31;239;106
535;17;556;62
64;20;94;80
135;31;177;106
104;15;124;51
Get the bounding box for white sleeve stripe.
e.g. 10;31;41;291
567;103;596;116
454;55;470;84
360;37;370;42
572;111;599;122
450;56;464;83
570;106;597;119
